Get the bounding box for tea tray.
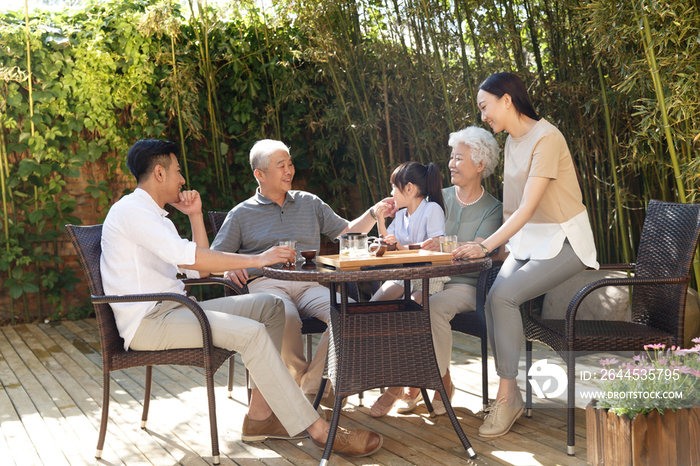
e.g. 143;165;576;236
316;249;453;271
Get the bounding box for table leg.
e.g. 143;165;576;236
442;390;477;458
423;276;476;458
421;388;435;418
320;395;345;466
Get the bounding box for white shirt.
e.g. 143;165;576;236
507;210;599;269
100;188;199;350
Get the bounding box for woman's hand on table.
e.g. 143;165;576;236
452;241;487;260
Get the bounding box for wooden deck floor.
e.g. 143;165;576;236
0;319;596;466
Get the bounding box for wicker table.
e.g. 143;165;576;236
263;257;492;465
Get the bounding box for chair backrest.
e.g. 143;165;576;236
208;211;228;237
66;224;125;354
632;200;700;336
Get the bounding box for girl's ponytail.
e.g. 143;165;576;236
424;163;445;212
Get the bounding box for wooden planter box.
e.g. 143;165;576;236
586;400;700;465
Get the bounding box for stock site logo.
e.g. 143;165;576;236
527;359;567;399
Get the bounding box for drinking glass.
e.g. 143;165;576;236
440;235;458;253
278;240;297;264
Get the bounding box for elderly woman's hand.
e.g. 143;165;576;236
452;241;487;260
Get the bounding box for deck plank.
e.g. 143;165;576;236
0;320;597;465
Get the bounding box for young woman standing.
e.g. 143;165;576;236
455;73;598;438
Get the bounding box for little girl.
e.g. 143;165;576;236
371;161;446;304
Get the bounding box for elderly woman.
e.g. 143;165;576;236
370;126;503;417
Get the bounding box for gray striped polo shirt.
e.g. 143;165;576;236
211;189;348;276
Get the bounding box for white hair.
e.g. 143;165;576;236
447;126;500;178
249;139;290;172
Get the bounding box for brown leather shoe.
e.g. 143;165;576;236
311;427;383;457
241;413;309;442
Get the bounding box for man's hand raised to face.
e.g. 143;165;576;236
170;190;202;216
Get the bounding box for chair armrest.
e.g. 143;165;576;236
597;263;636;271
91;293;216;352
563;275;690;338
183;277;249;295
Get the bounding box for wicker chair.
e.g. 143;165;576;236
66;224;244;465
524;200;700;456
449;261;502;410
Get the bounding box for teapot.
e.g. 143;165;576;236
369;237;388;257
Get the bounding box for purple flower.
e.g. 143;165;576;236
657;358;668;365
632;354;646;362
691;369;700;378
599;358;619;367
692;337;700;344
644;343;666;350
677;366;693;374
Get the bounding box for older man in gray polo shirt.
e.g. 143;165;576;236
212;139;388;402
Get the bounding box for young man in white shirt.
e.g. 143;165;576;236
100;138;382;457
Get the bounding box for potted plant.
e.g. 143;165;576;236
586;338;700;465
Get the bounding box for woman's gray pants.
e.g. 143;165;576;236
486;241;586;379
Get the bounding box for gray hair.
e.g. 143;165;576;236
249;139;291;172
447;126;500;178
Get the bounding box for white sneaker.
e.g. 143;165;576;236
396;391;424;414
478;391;524;438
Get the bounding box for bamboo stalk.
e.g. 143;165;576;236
0;121;13;325
188;0;226;194
598;62;631;265
23;1;35;142
330;4;388;198
325;54;375;205
418;0;455;132
640;13;684;202
168;0;190;187
453;0;478;123
258;13;282;140
639;10;700;290
382;68;394;165
0;114;10;254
